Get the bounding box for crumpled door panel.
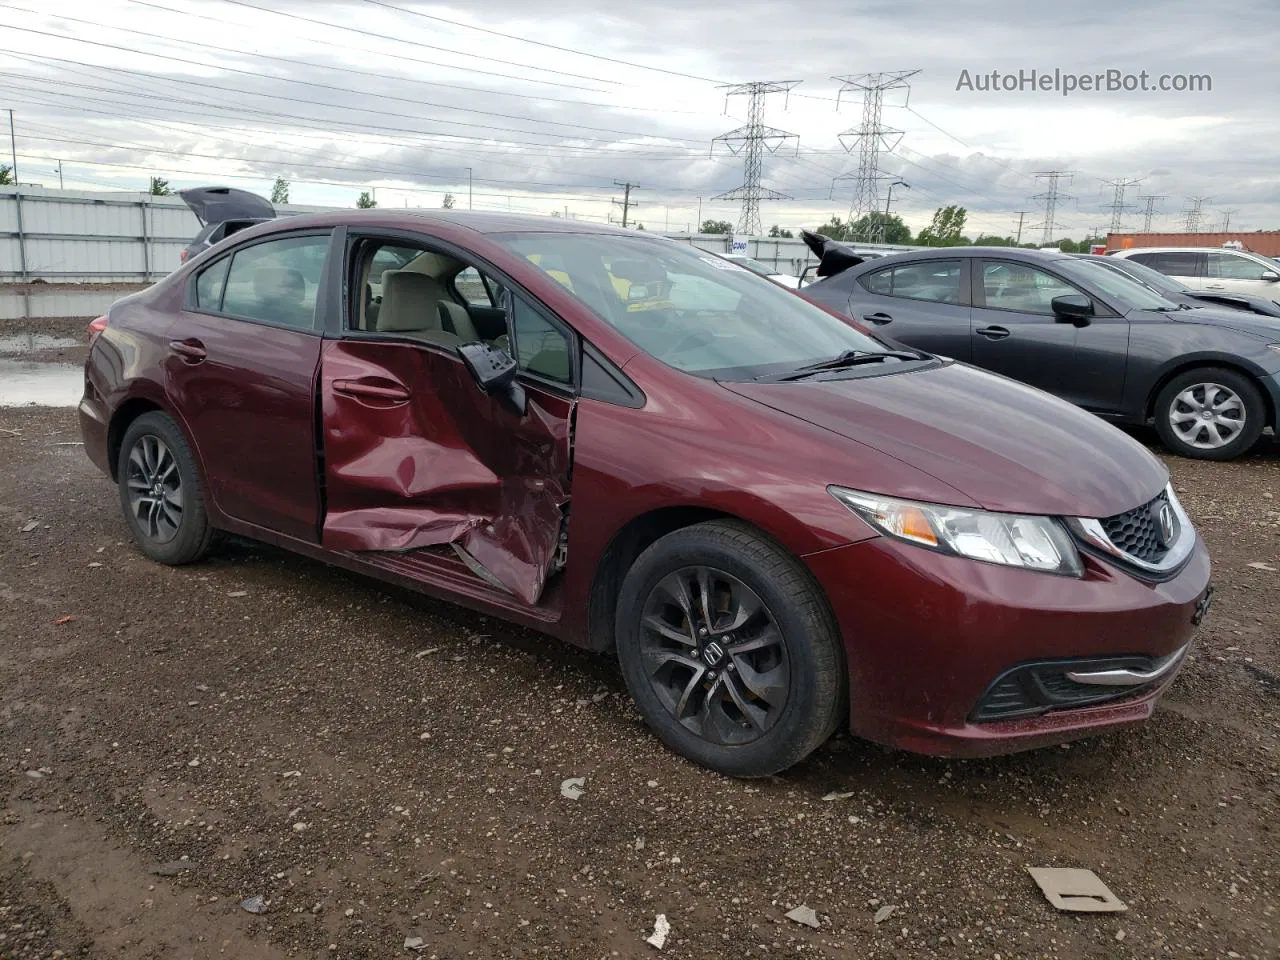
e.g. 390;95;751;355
320;339;573;605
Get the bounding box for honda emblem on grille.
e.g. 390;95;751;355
1153;502;1176;549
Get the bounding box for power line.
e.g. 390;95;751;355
1100;176;1143;233
358;0;721;84
710;81;801;236
117;0;713;119
1032;171;1074;245
0;65;716;162
0;16;708;144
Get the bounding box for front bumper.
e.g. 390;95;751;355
803;533;1211;758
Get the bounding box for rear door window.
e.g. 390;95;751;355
220;235;330;330
1132;251;1204;277
860;260;964;304
194;257;230;309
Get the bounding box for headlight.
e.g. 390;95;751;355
828;486;1083;576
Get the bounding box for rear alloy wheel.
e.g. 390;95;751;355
616;521;845;777
1155;367;1264;461
117;411;213;564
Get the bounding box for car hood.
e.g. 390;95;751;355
179;186;275;226
1186;291;1280;317
1166;306;1280;339
723;361;1167;518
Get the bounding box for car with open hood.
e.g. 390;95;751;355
79;211;1212;776
1079;253;1280;318
178;186;276;264
801;245;1280;461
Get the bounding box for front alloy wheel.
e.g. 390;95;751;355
616;520;845;778
639;567;789;745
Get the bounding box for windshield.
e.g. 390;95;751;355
1102;257;1188;295
494;233;898;379
1057;258;1181;312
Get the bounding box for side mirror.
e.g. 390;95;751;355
1052;293;1094;326
458;341;526;414
1260;270;1279;282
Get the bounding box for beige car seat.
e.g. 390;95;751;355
376;270;480;344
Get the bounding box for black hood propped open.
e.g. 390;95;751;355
801;229;877;279
179;187;276;226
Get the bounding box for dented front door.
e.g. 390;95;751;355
319;337;574;605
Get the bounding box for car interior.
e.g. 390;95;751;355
350;239;572;383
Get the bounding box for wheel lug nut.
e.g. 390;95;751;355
698;627;708;637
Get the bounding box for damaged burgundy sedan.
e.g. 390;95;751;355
80;211;1212;777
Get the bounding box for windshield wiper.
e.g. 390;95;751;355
764;349;928;381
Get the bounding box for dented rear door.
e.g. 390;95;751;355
319;337;574;605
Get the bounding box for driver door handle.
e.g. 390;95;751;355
976;325;1011;340
863;312;893;325
332;378;411;404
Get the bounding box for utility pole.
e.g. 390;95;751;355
55;159;63;189
1139;194;1166;232
710;80;801;236
7;109;17;183
829;70;919;242
696;196;702;231
612;180;639;228
1219;208;1239;231
1100;176;1143;233
466;167;472;210
1182;196;1210;232
1014;210;1027;245
1031;171;1074;246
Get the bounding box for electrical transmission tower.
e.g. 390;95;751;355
710;81;801;236
1100;177;1143;233
1139;195;1166;232
1031;171;1074;245
1218;208;1239;231
831;70;920;242
1182;196;1211;232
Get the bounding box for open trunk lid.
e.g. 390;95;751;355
801;229;877;279
179;186;276;226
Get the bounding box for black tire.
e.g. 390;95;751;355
1154;367;1265;461
615;520;845;778
116;411;213;565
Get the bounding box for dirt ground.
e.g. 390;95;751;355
0;319;1276;959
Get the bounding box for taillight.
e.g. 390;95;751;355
180;249;189;262
88;315;108;343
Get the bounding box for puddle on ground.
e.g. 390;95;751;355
0;361;83;407
0;334;81;355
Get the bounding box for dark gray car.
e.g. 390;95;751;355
802;246;1280;460
179;187;275;264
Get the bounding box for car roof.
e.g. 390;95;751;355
1114;247;1257;254
253;208;640;237
846;246;1076;268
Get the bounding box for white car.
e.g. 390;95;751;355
723;254;801;289
1110;247;1280;299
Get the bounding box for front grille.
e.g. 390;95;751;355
1099;491;1171;564
971;653;1175;722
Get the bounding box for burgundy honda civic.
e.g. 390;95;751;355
79;210;1212;777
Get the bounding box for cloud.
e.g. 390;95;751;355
3;0;1277;236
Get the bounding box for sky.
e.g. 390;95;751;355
1;0;1277;240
